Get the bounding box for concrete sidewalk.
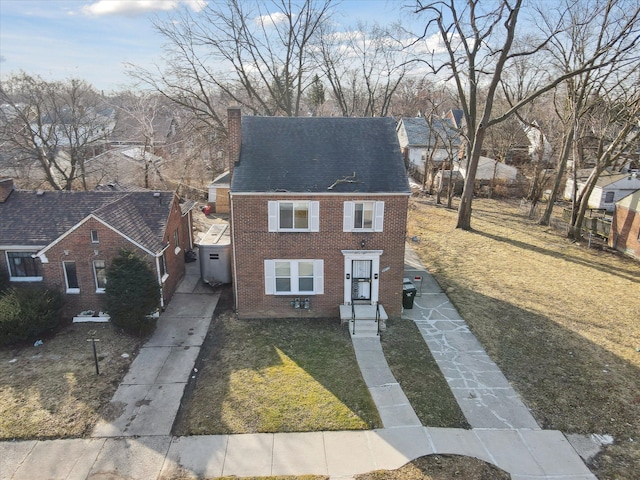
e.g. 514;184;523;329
2;427;595;479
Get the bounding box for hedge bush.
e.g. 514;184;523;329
0;286;65;346
105;249;160;336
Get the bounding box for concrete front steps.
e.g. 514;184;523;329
340;304;388;338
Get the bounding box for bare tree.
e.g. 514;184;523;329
130;0;333;122
412;0;640;230
568;83;640;238
315;22;409;116
530;0;640;226
0;73;114;190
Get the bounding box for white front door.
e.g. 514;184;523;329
342;250;382;305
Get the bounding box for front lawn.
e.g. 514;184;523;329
0;323;140;439
174;290;382;434
382;318;469;428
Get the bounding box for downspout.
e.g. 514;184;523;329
230;192;239;311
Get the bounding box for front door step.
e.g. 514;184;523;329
340;304;388;337
339;304;388;322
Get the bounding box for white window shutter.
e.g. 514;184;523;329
310;201;320;232
374;201;384;232
264;260;275;294
343;201;353;232
268;201;278;232
314;259;324;294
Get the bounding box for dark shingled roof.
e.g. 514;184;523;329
0;190;176;253
231;116;410;194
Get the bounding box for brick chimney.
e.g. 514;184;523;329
0;178;14;202
227;106;241;179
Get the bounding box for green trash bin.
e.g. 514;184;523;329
402;281;417;309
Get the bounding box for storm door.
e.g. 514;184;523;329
351;259;372;302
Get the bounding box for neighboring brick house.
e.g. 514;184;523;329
0;178;195;319
610;188;640;260
227;108;411;322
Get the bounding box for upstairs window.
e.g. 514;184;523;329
268;201;319;232
343;201;384;232
91;230;99;243
604;191;615;203
6;252;42;281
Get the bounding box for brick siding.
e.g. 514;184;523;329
610;205;640;259
231;194;408;319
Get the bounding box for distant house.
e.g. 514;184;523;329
228;108;410;324
207;170;231;214
454;156;519;184
564;172;640;212
396;117;460;174
0;178;195;319
610;188;640;260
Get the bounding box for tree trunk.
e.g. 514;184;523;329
539;128;574;225
456;131;485;230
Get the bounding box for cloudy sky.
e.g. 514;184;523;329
0;0;406;93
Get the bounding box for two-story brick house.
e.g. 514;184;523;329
0;178;195;319
227;108;411;323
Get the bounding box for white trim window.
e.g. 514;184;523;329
6;251;42;281
268;201;320;232
93;260;107;293
63;261;80;294
173;229;181;255
343;201;384;232
159;253;168;283
91;230;99;243
264;259;324;295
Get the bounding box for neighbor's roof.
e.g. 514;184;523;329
210;170;230;186
399;117;460;148
0;189;176;253
595;173;634;188
231;116;410;194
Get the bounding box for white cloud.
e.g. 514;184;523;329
256;12;290;27
402;32;471;56
82;0;206;17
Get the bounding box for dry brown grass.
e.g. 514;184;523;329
0;323;140;439
407;197;640;479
